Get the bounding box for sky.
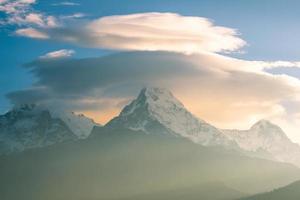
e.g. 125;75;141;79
1;0;300;143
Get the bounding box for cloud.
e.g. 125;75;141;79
7;51;209;111
0;0;58;28
10;12;58;27
40;49;75;59
6;13;58;27
8;10;300;70
0;0;35;14
24;13;44;26
52;1;80;6
15;27;49;39
8;11;300;71
61;13;86;19
7;87;51;105
19;12;246;54
82;12;247;53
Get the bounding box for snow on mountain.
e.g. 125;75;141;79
50;109;98;139
0;104;98;154
222;120;300;166
106;87;300;166
107;87;235;147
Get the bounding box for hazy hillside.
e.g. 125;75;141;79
118;182;245;200
0;127;299;200
239;180;300;200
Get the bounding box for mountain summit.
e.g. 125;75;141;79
222;120;300;166
0;104;98;154
107;87;234;147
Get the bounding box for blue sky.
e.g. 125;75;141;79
2;0;300;141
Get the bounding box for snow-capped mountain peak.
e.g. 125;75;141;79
107;87;234;147
222;120;300;166
249;119;289;140
142;87;185;110
120;87;184;117
251;119;280;132
0;104;98;154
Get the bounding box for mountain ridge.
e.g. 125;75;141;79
0;104;98;154
222;119;300;167
106;87;300;167
1;87;300;167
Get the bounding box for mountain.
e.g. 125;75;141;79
222;120;300;167
239;180;300;200
1;87;299;200
107;87;235;147
3;87;298;168
50;108;98;139
1;127;299;200
0;104;98;154
106;87;300;167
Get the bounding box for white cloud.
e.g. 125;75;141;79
52;1;79;6
6;14;58;28
26;12;300;69
61;13;86;19
19;0;35;3
15;27;49;39
45;12;246;54
45;16;58;27
9;12;59;27
0;0;35;14
40;49;75;59
0;0;58;28
24;13;45;26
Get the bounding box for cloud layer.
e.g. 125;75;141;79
14;12;247;54
82;12;247;53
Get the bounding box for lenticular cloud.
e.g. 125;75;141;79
83;12;246;54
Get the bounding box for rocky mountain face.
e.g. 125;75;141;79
222;120;300;167
106;87;235;147
0;104;98;154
